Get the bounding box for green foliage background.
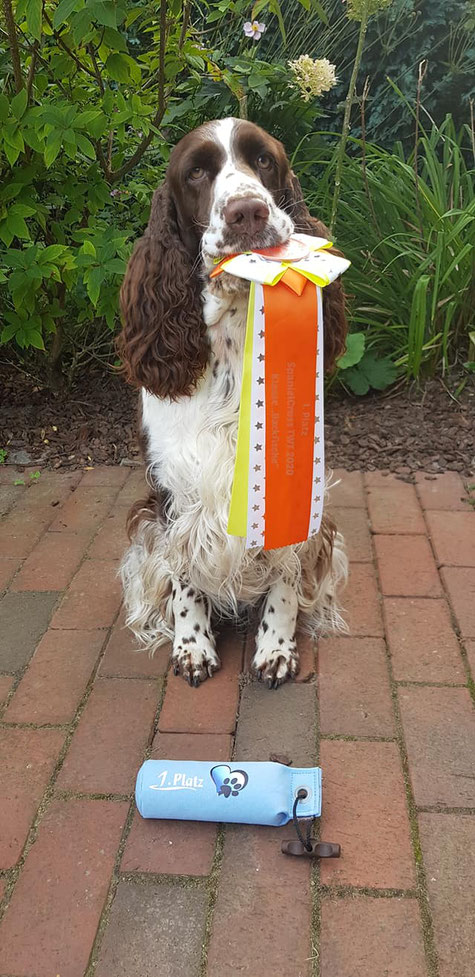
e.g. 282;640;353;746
0;0;474;390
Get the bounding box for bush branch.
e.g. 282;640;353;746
43;11;97;80
3;0;24;91
109;0;168;183
87;42;105;94
26;40;39;102
178;0;190;51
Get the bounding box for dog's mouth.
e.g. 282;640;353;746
203;229;291;272
220;225;287;254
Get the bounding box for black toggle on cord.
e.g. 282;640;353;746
281;788;341;859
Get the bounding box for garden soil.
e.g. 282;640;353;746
1;364;473;478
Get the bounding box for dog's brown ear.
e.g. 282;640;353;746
319;277;348;374
284;170;348;372
117;185;209;399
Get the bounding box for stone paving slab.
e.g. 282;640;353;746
0;466;474;977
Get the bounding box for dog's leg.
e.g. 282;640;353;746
171;581;221;687
252;576;300;689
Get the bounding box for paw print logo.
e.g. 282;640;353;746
210;764;249;798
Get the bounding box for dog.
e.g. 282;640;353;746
118;117;348;688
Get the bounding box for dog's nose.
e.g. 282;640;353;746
224;197;269;234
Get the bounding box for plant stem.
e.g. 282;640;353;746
469;98;475;166
413;59;427;249
330;5;369;234
238;94;248;120
3;0;23;91
48;283;66;390
360;74;380;234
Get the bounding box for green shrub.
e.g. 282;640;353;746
301;114;475;383
0;0;326;383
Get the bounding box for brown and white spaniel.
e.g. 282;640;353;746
118;117;348;688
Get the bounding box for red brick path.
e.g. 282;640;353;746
0;466;474;977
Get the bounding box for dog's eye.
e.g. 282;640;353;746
257;153;273;170
189;166;205;181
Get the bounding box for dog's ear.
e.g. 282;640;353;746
118;184;209;399
284;170;348;372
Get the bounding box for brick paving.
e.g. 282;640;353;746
0;465;474;977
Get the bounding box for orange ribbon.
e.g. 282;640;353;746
263;275;319;549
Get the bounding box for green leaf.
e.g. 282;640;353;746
70;8;95;44
88;1;117;28
22;128;45;152
105;257;126;274
76;109;102;127
75;110;107;139
63;137;78;159
343;367;370;396
76;133;96;158
106;52;141;82
359;353;397;391
26;329;45;350
11;89;28;121
86;265;104;305
0;94;10;122
337;332;366;369
6;214;30;239
44;134;63;167
3;142;21;167
1;322;19;343
53;0;81;29
82;240;96;256
38;245;69;262
25;0;43;40
10;203;36;218
268;0;286;43
3;125;24;151
308;0;329;26
105;52;132;83
102;26;127;51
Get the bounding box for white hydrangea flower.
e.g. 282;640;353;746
288;55;337;101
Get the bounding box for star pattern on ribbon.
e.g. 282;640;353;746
244;283;266;546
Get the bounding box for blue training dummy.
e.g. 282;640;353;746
135;759;340;859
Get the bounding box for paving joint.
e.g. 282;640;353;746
368;491;441;977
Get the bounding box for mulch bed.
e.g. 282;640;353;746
1;363;473;477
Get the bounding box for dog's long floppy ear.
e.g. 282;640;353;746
118;184;209;399
285;171;348;372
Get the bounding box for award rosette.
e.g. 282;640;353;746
210;233;350;550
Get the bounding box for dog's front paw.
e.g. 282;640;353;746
251;638;299;690
171;637;221;687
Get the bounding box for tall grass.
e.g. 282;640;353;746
299;114;475;378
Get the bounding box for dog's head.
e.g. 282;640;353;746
119;118;346;398
166;117;295;263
